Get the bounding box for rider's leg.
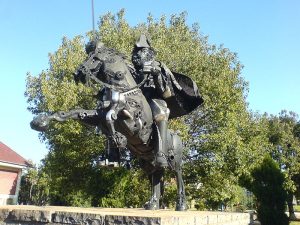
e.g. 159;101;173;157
156;119;168;167
150;99;170;167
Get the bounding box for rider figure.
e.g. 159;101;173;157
132;34;180;167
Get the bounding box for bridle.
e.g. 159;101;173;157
79;62;148;95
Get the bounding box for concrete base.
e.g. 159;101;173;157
0;205;250;225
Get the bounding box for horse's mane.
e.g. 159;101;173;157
97;45;128;61
97;45;137;76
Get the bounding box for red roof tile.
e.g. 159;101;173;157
0;142;30;167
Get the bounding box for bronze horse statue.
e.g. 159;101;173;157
31;41;202;210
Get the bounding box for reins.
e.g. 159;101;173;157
86;69;148;94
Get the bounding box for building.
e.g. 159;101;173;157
0;142;30;205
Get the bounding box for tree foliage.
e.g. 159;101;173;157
241;155;289;225
18;166;50;205
263;110;300;219
265;111;300;193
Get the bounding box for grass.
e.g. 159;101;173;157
290;205;300;224
290;206;300;225
290;222;300;225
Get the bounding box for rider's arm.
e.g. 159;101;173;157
150;62;173;99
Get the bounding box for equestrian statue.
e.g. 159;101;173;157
30;35;203;211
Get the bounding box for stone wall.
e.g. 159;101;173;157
0;205;251;225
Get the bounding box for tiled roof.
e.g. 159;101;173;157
0;142;30;167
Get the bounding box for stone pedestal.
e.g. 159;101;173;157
0;205;250;225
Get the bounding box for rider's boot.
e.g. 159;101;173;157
107;146;120;167
150;99;170;167
99;139;120;168
155;120;169;167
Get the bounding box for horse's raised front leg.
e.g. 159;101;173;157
30;109;98;132
144;169;164;210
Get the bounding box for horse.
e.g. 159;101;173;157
31;42;187;211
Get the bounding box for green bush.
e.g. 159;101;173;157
241;155;289;225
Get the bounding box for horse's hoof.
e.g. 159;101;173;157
175;204;187;211
30;115;49;132
154;154;169;167
144;200;159;210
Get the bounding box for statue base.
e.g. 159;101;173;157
0;205;250;225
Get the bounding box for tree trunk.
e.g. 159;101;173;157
287;192;297;220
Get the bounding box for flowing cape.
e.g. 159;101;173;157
166;71;204;119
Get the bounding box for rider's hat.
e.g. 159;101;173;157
96;41;104;49
135;34;151;48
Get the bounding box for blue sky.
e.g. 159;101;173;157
0;0;299;164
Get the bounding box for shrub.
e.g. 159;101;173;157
241;155;289;225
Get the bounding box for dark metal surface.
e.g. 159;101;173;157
31;36;203;210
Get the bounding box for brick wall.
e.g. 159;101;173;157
0;166;21;205
0;169;19;195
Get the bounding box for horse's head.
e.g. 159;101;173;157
74;41;137;91
74;41;105;85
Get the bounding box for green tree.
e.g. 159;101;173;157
18;166;50;205
241;155;289;225
25;10;259;208
265;110;300;219
99;169;150;208
184;87;268;208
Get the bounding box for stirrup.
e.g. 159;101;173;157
155;152;168;167
98;159;119;168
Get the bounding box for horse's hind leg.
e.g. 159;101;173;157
175;165;187;211
144;168;164;210
170;133;187;211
